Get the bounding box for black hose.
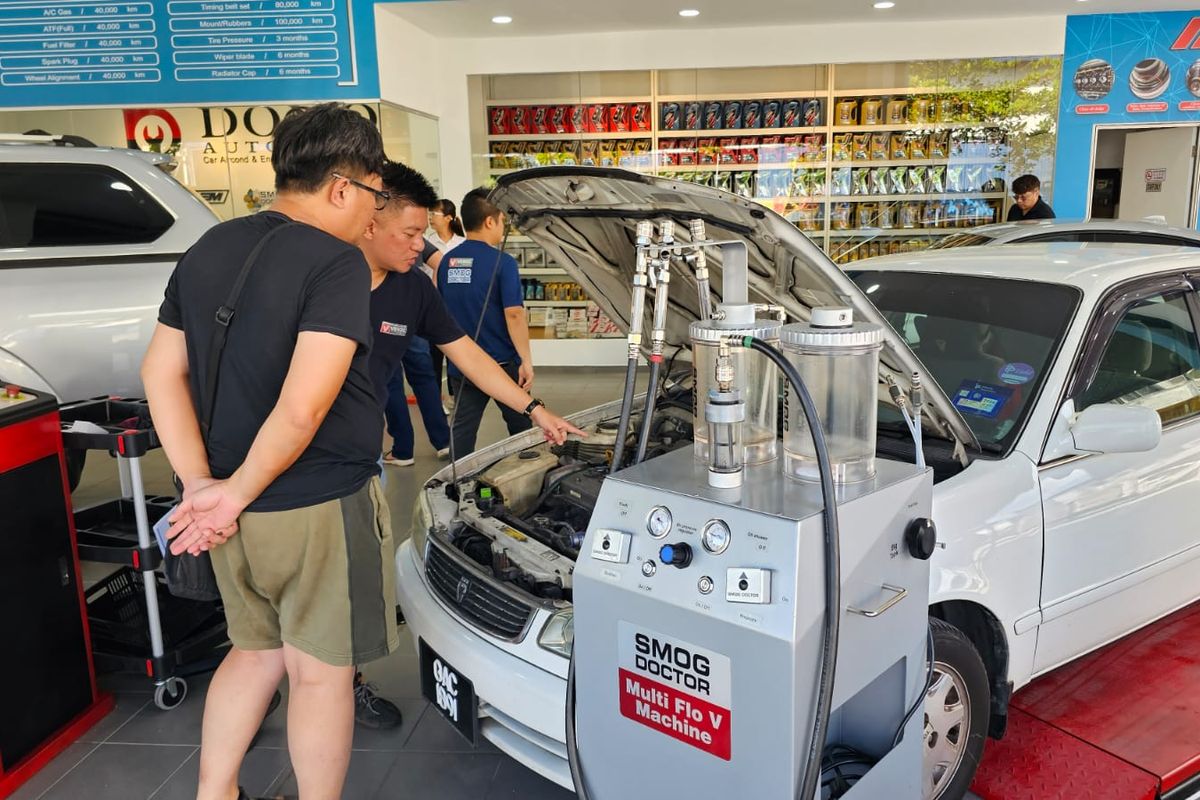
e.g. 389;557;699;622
632;358;661;464
746;336;841;800
608;358;638;474
565;649;590;799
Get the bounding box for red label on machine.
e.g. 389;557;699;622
1127;102;1169;113
618;669;732;760
1074;104;1110;115
617;622;733;760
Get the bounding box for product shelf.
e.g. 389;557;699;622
657;126;825;137
525;300;591;307
830;122;1000;133
656;91;825;102
487;131;650;142
519;268;570;276
486;97;653;107
828;227;985;237
829;157;1006;167
831;87;957;97
828;192;1006;202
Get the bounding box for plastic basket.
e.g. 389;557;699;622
85;568;221;651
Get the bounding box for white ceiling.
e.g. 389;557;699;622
382;0;1200;38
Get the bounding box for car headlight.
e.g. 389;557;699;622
410;490;433;564
538;608;574;658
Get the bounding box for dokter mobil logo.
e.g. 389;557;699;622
617;622;732;760
124;108;183;153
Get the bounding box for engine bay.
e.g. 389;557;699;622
442;407;694;602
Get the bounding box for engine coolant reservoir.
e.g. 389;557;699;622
690;316;782;465
781;307;883;483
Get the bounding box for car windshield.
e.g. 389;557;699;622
849;271;1081;453
927;231;999;249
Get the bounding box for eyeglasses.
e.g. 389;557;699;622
332;172;391;211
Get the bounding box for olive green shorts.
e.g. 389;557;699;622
210;477;398;667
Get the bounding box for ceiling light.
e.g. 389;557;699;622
491;15;512;24
873;1;895;7
679;9;700;17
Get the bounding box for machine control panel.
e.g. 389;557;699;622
725;568;771;604
590;529;631;564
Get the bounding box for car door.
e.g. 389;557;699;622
1035;274;1200;673
0;159;179;401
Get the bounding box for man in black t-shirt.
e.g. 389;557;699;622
1007;174;1056;222
360;162;582;462
142;104;392;800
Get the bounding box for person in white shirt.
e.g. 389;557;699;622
425;198;467;404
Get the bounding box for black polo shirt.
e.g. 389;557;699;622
159;211;381;512
1007;198;1056;222
367;270;466;407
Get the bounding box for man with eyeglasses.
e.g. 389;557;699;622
142;102;395;800
1007;174;1056;222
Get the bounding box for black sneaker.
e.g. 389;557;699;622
354;674;402;729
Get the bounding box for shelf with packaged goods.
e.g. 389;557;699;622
486;97;653;107
488;131;651;142
827;228;986;237
656;92;826;103
831;87;957;98
657;126;825;138
829;157;1006;168
525;300;591;307
828;192;1006;202
830;122;1001;133
657;163;827;173
518;268;569;276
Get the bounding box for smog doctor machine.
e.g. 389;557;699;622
567;223;936;800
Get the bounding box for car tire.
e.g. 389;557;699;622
925;618;990;800
65;448;86;492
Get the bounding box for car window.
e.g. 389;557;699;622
850;271;1080;453
1089;231;1200;248
1078;292;1200;424
0;163;174;248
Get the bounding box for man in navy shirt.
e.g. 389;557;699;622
438;189;536;457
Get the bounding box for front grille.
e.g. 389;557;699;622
425;541;535;641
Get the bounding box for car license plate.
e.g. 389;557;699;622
419;639;478;745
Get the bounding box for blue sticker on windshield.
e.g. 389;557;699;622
998;363;1036;386
952;381;1013;419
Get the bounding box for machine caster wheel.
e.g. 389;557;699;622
154;677;188;710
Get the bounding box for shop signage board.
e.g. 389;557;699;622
1053;11;1200;226
0;0;383;107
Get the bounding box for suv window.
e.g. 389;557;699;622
0;163;174;248
1079;292;1200;424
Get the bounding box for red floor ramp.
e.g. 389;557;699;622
970;707;1159;800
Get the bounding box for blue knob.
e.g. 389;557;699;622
659;542;693;568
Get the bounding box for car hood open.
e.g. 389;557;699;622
491;167;977;453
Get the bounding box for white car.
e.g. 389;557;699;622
0;135;217;482
929;218;1200;250
397;169;1200;800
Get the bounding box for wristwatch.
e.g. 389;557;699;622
523;398;546;417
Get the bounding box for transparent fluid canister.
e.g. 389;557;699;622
690;318;782;465
781;308;883;484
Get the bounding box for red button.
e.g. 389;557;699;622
4;384;20;398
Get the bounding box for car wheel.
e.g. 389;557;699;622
65;448;86;492
924;618;990;800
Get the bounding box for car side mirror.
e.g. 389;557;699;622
1069;403;1162;454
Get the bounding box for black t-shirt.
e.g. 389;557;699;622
158;211;381;512
1007;198;1056;222
368;270;465;406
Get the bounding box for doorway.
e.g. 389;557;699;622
1090;125;1200;227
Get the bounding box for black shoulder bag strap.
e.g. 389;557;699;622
199;221;299;440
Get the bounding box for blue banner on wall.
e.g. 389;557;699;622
0;0;380;106
1054;10;1200;221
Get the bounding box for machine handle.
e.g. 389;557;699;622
846;584;907;618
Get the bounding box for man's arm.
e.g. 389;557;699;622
165;331;357;554
504;305;534;389
440;335;582;444
141;323;212;491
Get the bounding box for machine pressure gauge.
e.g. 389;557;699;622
646;506;673;539
701;519;732;555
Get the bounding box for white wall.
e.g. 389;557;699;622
376;10;1068;203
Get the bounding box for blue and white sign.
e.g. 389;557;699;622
1054;11;1200;221
0;0;380;106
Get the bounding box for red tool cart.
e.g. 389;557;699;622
0;385;112;800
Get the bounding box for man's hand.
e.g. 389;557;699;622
167;479;251;556
518;361;534;390
530;405;585;445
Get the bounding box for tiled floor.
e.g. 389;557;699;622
19;366;981;799
17;368;620;800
